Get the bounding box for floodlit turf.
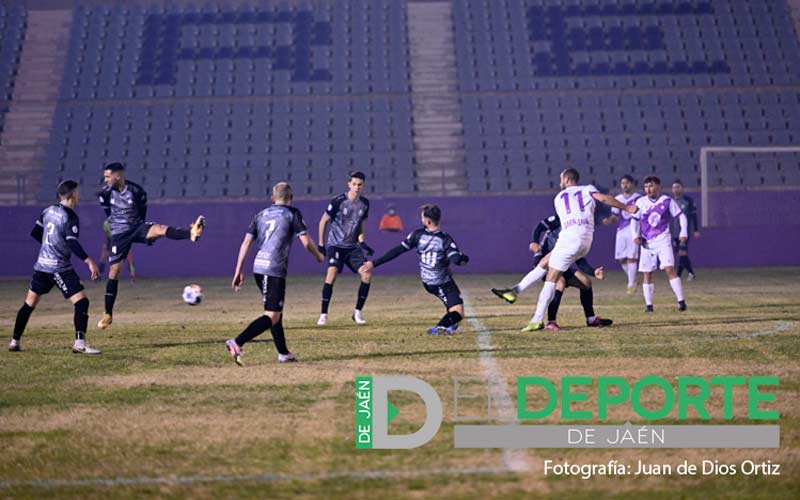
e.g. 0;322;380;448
0;269;798;498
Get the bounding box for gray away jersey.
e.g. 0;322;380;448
247;204;308;278
33;204;81;273
99;181;148;236
402;228;461;286
325;193;369;248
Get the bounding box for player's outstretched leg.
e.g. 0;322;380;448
71;296;100;355
226;315;273;366
353;264;371;325
581;288;613;327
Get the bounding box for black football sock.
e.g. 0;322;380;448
547;290;564;322
166;227;191;240
270;319;289;355
683;256;695;275
105;279;118;315
235;315;272;347
580;288;595;319
13;303;34;341
355;282;370;310
677;256;685;276
74;298;89;340
437;311;463;328
321;282;333;314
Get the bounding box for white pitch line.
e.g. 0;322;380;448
463;295;531;473
0;466;512;490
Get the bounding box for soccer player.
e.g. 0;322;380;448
491;214;612;329
602;175;642;293
226;182;325;366
98;219;135;283
97;162;205;329
671;180;701;280
316;171;374;326
359;205;469;335
631;176;688;312
521;169;637;332
9;180;102;354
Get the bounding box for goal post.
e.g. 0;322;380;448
699;146;800;228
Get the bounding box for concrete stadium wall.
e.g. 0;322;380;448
1;190;798;279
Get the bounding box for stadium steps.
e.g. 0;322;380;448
407;1;467;196
0;9;72;205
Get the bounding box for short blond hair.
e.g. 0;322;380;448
272;182;293;201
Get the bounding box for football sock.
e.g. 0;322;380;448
74;297;89;340
355;282;370;310
235;315;272;347
669;277;685;302
321;283;333;314
626;263;638;287
515;265;547;293
580;287;595;319
13;303;34;341
532;281;557;323
165;227;191;240
682;256;695;275
547;290;563;322
105;279;118;315
269;319;289;355
437;311;463;328
643;283;655;306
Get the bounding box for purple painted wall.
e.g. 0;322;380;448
1;190;798;279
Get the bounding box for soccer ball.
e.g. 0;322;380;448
182;284;203;305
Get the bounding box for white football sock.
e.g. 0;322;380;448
669;277;684;302
626;263;638;287
532;281;557;323
515;265;547;293
643;283;655;306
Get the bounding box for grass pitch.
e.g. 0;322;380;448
0;268;798;498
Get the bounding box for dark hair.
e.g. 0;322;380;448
672;179;684;186
562;168;580;183
104;162;125;172
349;171;366;181
420;204;441;224
621;174;635;184
643;175;661;186
57;179;78;199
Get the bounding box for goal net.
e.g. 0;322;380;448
699;146;800;228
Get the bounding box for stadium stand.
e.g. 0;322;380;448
0;0;793;203
454;0;800;191
41;0;416;200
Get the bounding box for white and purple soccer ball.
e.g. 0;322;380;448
182;284;203;305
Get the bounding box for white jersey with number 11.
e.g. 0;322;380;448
553;184;599;242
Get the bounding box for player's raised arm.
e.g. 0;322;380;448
232;234;254;291
299;233;325;263
592;191;638;214
30;214;44;243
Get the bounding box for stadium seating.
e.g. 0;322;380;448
0;2;26;136
42;0;415;200
29;0;800;200
453;0;800;191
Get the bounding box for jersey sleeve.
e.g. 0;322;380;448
325;196;341;218
135;185;148;220
585;184;599;195
292;208;308;237
246;215;258;238
99;189;111;217
669;198;683;218
631;199;643;220
444;234;461;259
65;212;80;241
362;199;370;220
400;229;420;250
